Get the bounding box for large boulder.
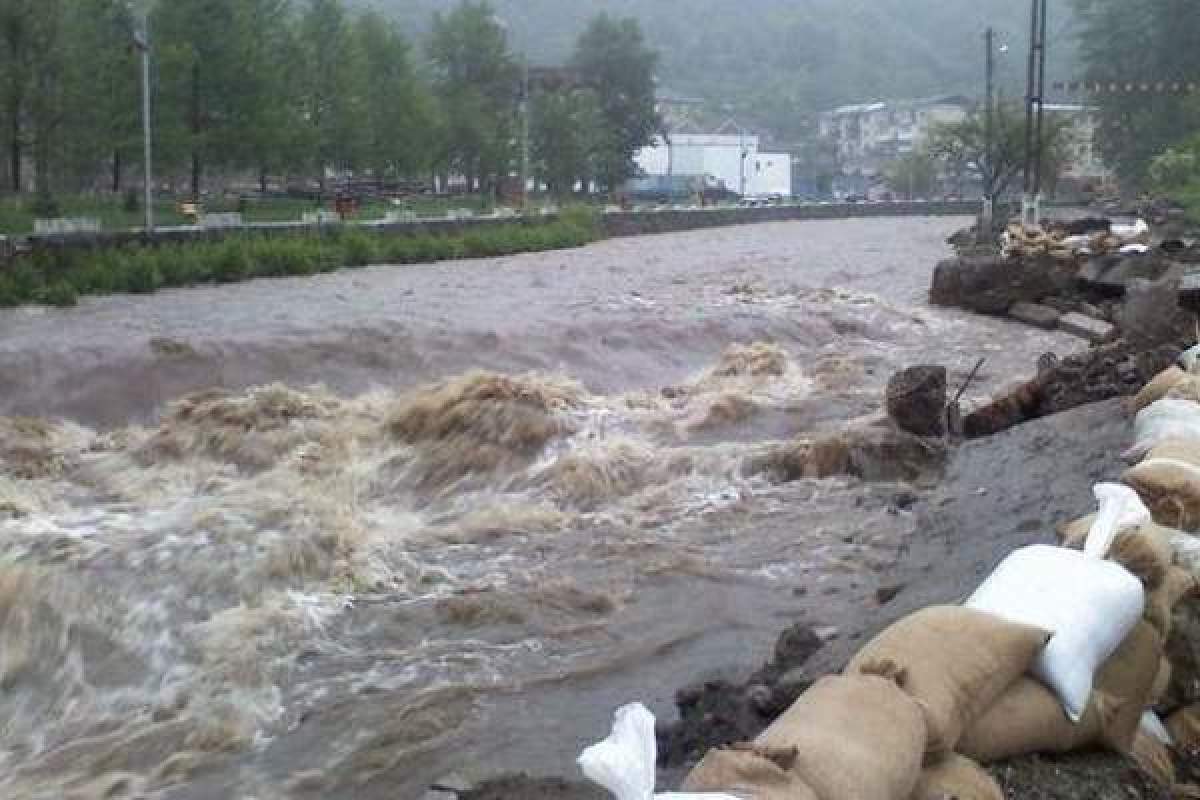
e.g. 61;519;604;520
930;254;1068;315
886;366;948;437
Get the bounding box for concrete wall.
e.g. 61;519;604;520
15;202;978;260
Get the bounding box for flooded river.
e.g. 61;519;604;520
0;217;1084;799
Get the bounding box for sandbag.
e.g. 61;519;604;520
580;703;744;800
908;753;1002;800
1167;703;1200;748
957;678;1105;763
1152;657;1173;706
1146;567;1198;637
1123;458;1200;532
1167;376;1200;406
845;606;1048;756
1147;437;1200;468
966;545;1145;721
681;747;818;800
1130;724;1176;787
1135;366;1188;412
1125;398;1200;463
1092;621;1165;751
754;670;927;800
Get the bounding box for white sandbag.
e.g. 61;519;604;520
1087;483;1152;558
1112;219;1150;242
1125;398;1200;463
1141;710;1173;746
966;545;1145;721
1181;344;1200;374
579;703;743;800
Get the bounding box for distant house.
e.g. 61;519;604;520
816;95;971;187
1042;104;1112;187
634;124;793;198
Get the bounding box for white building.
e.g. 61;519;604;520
817;95;971;178
1043;104;1111;183
634;131;793;197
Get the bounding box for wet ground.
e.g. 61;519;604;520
0;216;1106;799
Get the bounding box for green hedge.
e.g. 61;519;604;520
0;209;601;308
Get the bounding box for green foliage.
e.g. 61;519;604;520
571;14;661;193
883;152;937;199
1073;0;1200;187
0;219;604;308
926;103;1072;204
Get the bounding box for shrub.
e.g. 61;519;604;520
36;280;79;307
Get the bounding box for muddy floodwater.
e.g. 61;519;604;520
0;217;1086;799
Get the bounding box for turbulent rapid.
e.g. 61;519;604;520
0;217;1084;798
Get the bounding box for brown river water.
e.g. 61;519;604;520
0;217;1085;799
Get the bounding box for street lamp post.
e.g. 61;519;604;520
132;9;154;232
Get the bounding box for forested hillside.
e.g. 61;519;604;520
360;0;1078;138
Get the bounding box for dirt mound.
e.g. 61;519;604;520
748;425;946;485
387;372;581;491
136;384;342;469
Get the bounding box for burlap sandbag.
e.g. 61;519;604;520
909;753;1003;800
957;677;1105;763
1136;367;1188;412
845;606;1048;757
959;621;1162;761
1057;516;1176;567
1130;727;1176;787
1152;657;1173;706
1146;567;1198;638
1147;437;1200;468
1093;621;1165;752
681;746;819;800
1168;376;1200;406
1124;459;1200;532
754;669;927;800
1167;703;1200;748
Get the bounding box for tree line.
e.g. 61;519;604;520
1072;0;1200;194
0;0;661;206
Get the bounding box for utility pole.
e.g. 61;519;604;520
983;26;996;232
520;61;530;211
1022;0;1048;226
133;7;154;232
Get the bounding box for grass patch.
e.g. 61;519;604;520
0;209;604;308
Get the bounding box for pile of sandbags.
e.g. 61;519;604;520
1123;360;1200;532
1002;219;1152;262
580;360;1200;800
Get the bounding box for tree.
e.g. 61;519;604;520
61;0;141;193
571;14;660;194
297;0;365;191
884;151;937;200
0;0;38;193
354;10;435;181
927;103;1071;208
1073;0;1200;187
153;0;248;199
531;87;601;197
428;0;519;199
231;0;305;193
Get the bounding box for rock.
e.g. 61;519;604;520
1079;302;1108;321
1059;312;1117;344
771;622;824;671
930;254;1068;315
1010;302;1062;330
875;584;905;605
886;365;947;436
